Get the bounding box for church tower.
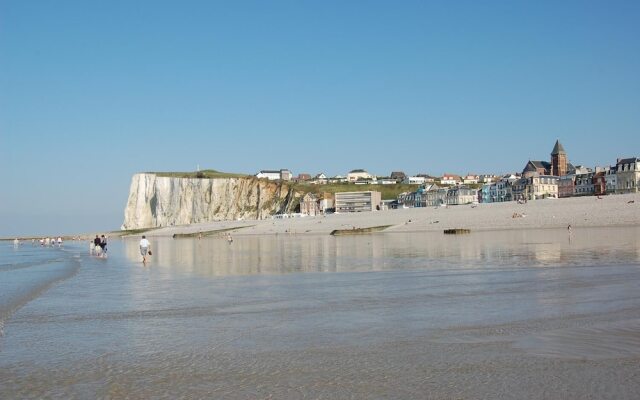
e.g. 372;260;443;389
551;140;567;176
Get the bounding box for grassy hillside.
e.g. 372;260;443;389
292;182;418;200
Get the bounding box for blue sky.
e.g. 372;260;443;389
1;0;639;236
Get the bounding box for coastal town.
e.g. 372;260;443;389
255;140;640;214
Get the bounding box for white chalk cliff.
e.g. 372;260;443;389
121;173;299;230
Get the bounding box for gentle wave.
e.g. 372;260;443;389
515;319;640;360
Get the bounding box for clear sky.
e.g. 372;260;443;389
1;0;639;236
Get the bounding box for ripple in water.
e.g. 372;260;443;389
515;319;640;360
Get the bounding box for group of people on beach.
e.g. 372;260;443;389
90;235;108;258
13;237;64;247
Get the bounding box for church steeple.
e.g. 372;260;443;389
551;140;567;176
551;140;566;156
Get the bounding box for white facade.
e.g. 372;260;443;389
463;175;479;184
256;171;281;180
347;170;374;182
605;167;617;193
616;158;640;193
440;174;461;185
335;191;381;212
403;176;426;185
256;169;292;181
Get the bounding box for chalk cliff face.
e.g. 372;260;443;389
121;173;299;230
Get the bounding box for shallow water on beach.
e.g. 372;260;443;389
1;227;640;399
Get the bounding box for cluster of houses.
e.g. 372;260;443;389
400;140;640;208
255;168;490;186
257;140;640;213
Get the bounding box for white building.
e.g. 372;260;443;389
605;166;617;194
463;174;479;185
335;191;382;212
403;176;426;185
347;169;375;182
440;174;461;185
616;157;640;193
256;169;292;181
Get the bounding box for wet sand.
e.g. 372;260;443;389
1;227;640;398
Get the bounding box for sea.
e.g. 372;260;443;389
1;227;640;399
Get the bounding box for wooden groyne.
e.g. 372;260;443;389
443;229;471;235
330;225;391;236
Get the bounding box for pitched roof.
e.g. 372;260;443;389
441;174;461;180
617;157;640;165
551;140;566;155
524;160;551;172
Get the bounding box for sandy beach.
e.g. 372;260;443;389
138;192;640;238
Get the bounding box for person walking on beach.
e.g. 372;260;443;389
100;235;107;258
139;235;151;263
93;235;102;256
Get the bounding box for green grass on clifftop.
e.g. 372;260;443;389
151;170;250;179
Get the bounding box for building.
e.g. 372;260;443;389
523;161;551;178
256;169;292;181
463;174;479;185
280;169;292;181
310;173;328;185
403;176;426;185
390;171;406;183
616;157;640;193
328;175;347;183
440;174;461;185
593;171;606;196
512;175;559;200
347;169;374;182
335;191;382;212
416;174;437;183
575;171;595;196
558;175;576;198
446;186;478;205
605;166;617;194
299;193;320;216
481;175;517;203
426;187;449;206
523;140;572;178
551;140;568;176
398;185;476;207
294;173;312;182
479;174;498;184
320;196;335;213
256;170;281;180
496;176;516;202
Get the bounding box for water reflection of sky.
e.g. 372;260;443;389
3;227;640;398
123;227;640;278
